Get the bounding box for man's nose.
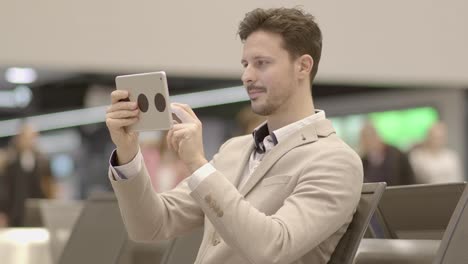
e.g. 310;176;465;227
241;66;255;85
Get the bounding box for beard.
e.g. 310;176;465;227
246;84;271;116
251;93;288;116
246;82;293;116
251;100;275;116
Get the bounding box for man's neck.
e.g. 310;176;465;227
267;98;315;132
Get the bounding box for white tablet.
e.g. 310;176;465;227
115;71;173;131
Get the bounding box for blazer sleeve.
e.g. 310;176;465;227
109;139;234;242
110;155;204;242
189;147;363;264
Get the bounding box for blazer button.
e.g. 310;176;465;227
204;195;212;203
212;238;220;246
217;211;224;218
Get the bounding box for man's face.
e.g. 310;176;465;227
359;124;382;153
427;123;447;149
241;30;298;116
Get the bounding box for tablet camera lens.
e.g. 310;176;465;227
154;93;166;112
137;94;149;112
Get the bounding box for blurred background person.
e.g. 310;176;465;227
409;121;464;184
360;122;415;186
2;123;55;227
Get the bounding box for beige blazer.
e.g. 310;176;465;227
110;119;363;264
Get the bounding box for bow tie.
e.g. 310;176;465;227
252;123;278;154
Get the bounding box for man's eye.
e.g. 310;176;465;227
256;60;267;67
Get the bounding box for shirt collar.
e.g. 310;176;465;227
252;110;326;153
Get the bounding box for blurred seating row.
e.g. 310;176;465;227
355;182;468;264
2;181;467;263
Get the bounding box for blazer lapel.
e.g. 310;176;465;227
231;140;255;188
239;119;335;196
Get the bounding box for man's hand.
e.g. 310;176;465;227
167;103;208;173
106;90;140;165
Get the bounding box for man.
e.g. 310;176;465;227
106;7;363;264
360;122;415;186
2;123;54;227
409;121;463;184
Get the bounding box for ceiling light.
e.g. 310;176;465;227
5;67;38;84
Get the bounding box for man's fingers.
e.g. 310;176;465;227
170;123;193;131
111;90;130;104
106;109;139;119
167;129;176;152
106;117;138;129
173;129;189;141
107;101;138;113
172;129;189;150
171;104;198;124
168;127;192;152
172;103;197;119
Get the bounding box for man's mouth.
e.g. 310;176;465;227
247;86;266;99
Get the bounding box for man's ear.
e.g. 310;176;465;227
296;54;313;79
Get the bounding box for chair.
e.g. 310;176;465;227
354;182;468;264
328;182;386;264
355;239;440;264
433;182;468;263
160;227;204;264
39;199;84;263
369;182;465;239
23;199;43;227
59;193;128;264
59;192;169;264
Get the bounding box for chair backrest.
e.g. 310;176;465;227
24;198;43;226
328;182;386;264
371;182;465;239
59;192;169;264
434;182;468;264
58;193;128;264
40;199;83;264
160;227;204;264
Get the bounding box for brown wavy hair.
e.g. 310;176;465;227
238;7;322;82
